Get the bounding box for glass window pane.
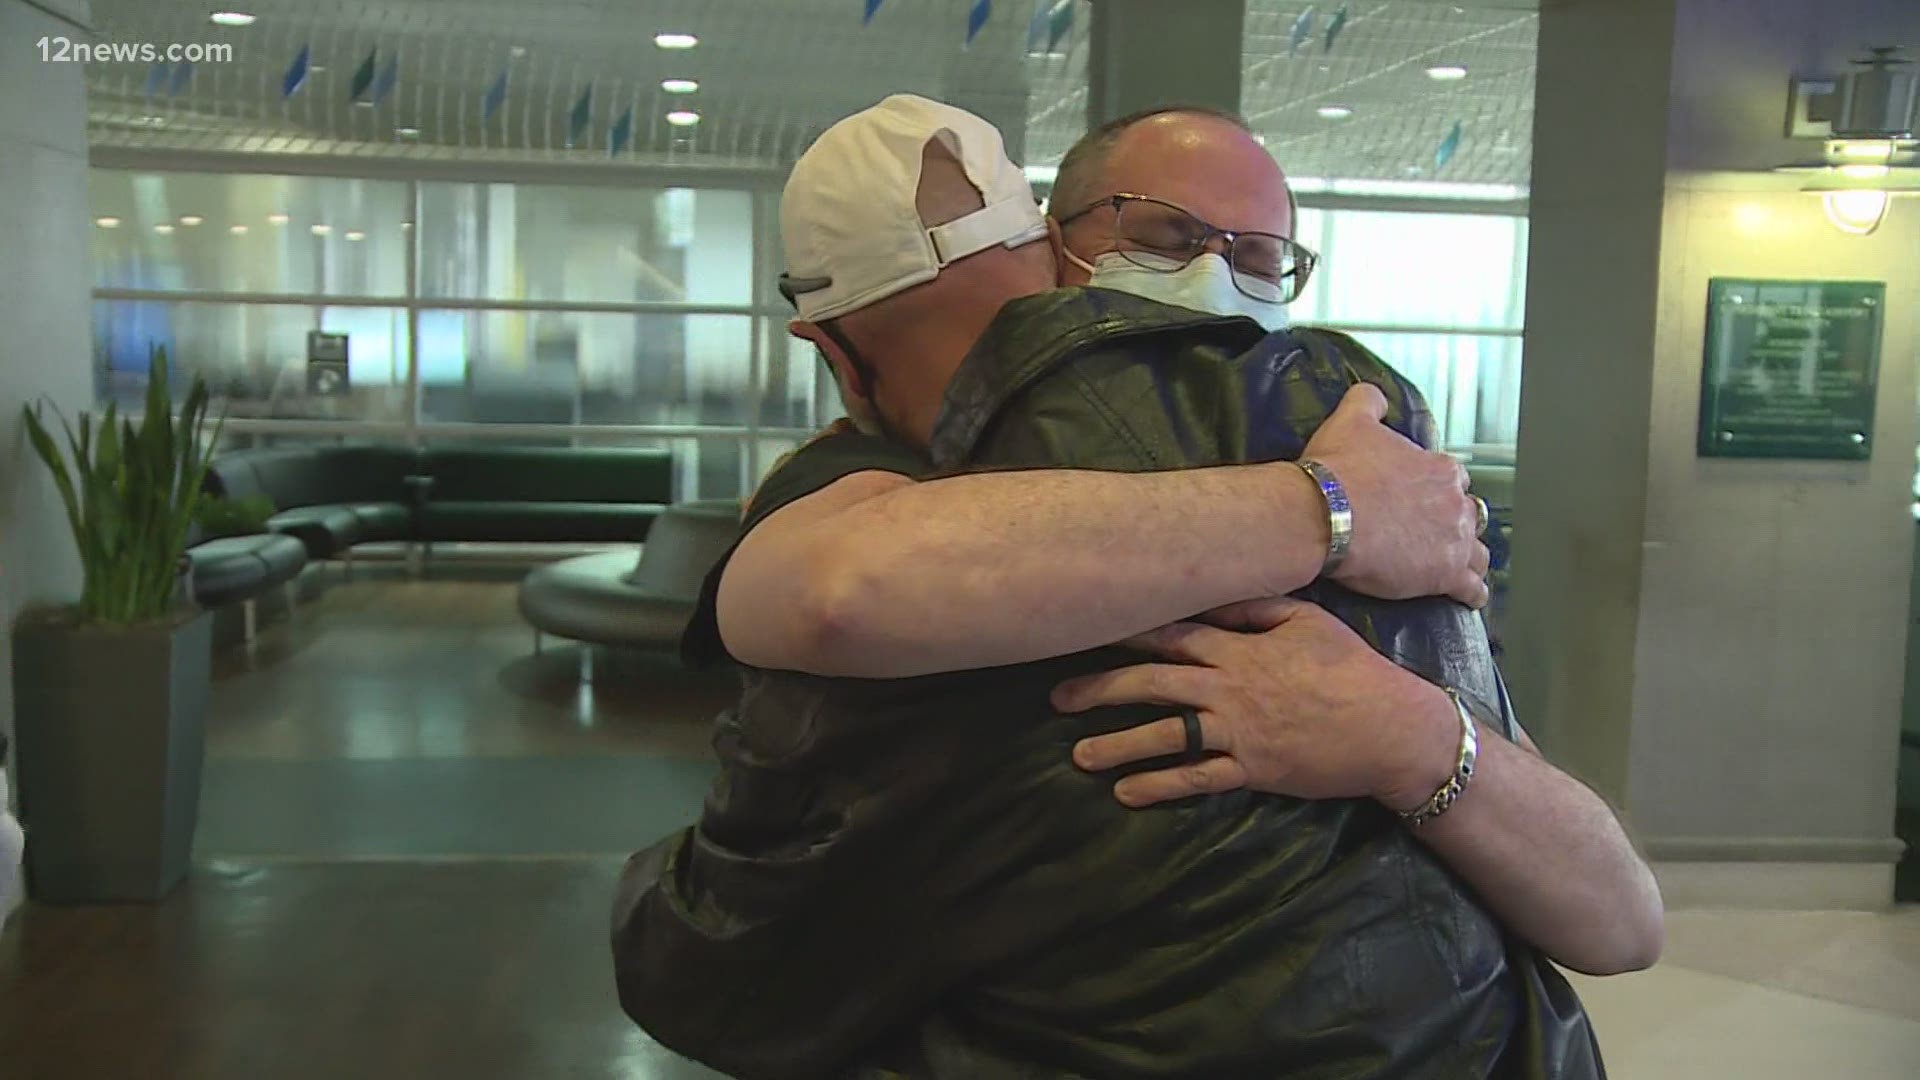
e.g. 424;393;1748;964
417;310;754;426
1289;209;1526;332
416;184;754;305
93;300;410;421
90;170;409;297
1346;331;1523;454
758;320;831;430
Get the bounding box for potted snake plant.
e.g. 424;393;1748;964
11;345;220;903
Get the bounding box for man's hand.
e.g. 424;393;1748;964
1053;598;1458;810
1303;386;1489;608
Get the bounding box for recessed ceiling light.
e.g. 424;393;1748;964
1317;105;1354;120
508;45;528;59
310;224;332;236
179;215;204;226
666;110;701;127
309;64;327;73
267;213;290;225
1426;64;1469;81
208;11;256;28
153;224;176;235
229;224;249;235
95;216;122;229
400;221;414;231
395;126;421;138
345;230;366;241
654;33;698;49
138;115;167;127
662;79;699;94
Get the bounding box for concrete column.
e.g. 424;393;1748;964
0;0;95;787
1511;0;1920;908
1086;0;1244;127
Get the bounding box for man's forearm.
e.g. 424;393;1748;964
1395;719;1664;976
727;463;1328;677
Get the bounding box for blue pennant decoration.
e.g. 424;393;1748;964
282;45;310;98
1323;4;1349;53
1026;0;1052;52
609;107;634;156
966;0;990;45
1048;0;1074;50
143;62;169;98
481;70;509;122
567;86;592;148
168;60;194;96
1289;6;1316;56
348;48;377;102
1435;121;1463;169
371;56;399;105
863;0;884;25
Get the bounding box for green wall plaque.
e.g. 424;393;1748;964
1698;279;1884;460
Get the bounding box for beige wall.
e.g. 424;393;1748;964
0;0;95;778
1515;0;1919;905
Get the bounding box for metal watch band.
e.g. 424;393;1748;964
1295;459;1352;576
1399;687;1480;828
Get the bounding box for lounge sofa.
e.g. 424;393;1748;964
201;444;674;561
517;500;740;653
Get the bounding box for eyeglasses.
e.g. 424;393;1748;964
1056;193;1318;305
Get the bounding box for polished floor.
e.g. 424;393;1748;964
2;570;1917;1078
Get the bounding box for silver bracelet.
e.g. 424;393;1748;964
1398;687;1479;828
1295;459;1352;576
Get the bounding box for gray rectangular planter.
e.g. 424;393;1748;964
11;608;212;903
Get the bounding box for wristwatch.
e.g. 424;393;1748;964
1295;459;1352;576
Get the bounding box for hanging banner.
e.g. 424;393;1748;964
481;71;509;122
568;86;593;148
1048;0;1074;50
609;107;634;156
348;48;377;102
282;45;310;99
168;60;194;96
1435;120;1463;169
1027;0;1074;53
371;56;399;105
144;62;168;98
966;0;991;44
863;0;884;25
1324;4;1349;53
1289;6;1316;56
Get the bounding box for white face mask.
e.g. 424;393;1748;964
1066;249;1290;332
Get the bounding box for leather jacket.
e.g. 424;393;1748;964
613;289;1603;1079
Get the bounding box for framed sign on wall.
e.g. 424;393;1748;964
1698;279;1884;460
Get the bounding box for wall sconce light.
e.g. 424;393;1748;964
1779;47;1920;234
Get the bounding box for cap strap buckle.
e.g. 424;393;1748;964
927;196;1048;267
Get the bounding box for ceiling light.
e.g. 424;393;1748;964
508;45;528;59
208;11;256;27
1317;105;1354;120
666;110;701;127
654;33;698;49
395;126;421;138
345;230;366;241
229;224;249;235
1839;163;1892;180
310;224;332;236
95;216;122;229
267;213;290;225
1426;65;1469;81
662;79;699;94
179;215;204;226
400;222;414;231
153;224;175;235
138;115;167;127
1823;189;1891;234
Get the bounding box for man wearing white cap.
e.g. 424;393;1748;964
613;96;1638;1079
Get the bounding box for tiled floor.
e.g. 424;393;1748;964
3;573;1917;1078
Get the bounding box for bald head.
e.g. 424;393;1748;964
1051;108;1295;285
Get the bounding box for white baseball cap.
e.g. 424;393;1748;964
779;94;1049;323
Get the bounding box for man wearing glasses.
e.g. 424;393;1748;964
615;96;1653;1079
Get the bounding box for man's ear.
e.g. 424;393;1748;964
790;319;868;400
1045;217;1072;288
